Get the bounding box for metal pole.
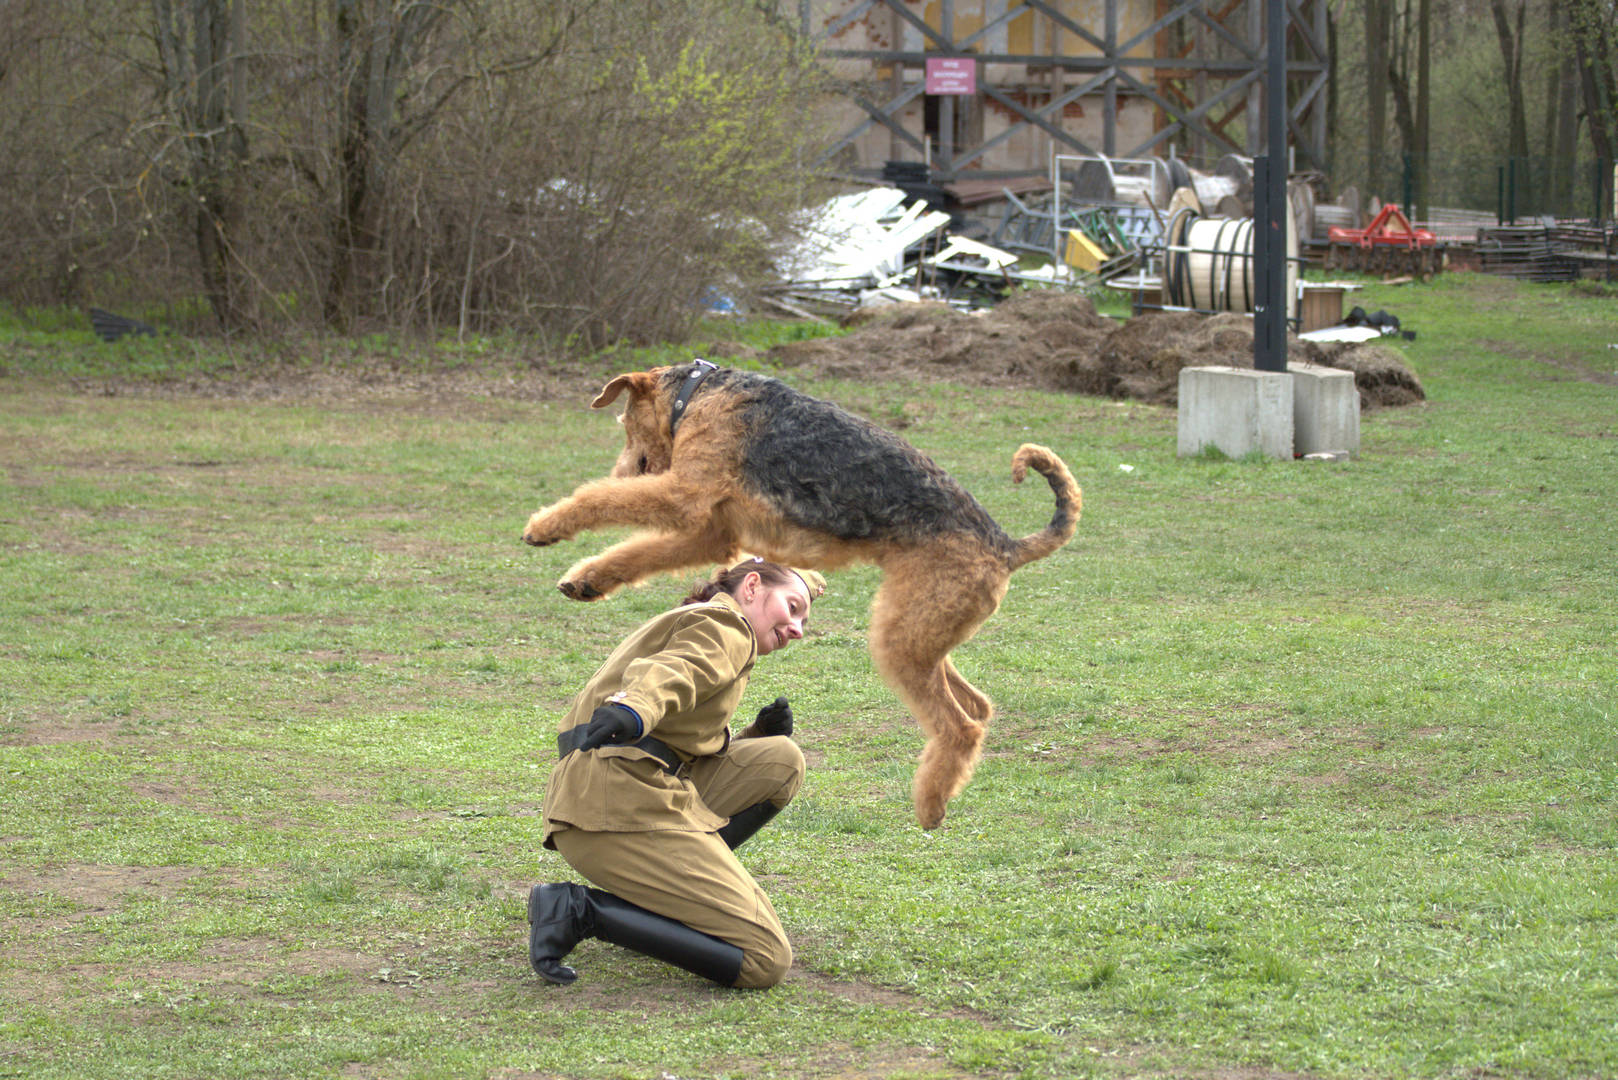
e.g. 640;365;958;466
1501;158;1514;226
1253;0;1288;374
1104;0;1118;156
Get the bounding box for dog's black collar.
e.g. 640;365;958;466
669;359;718;438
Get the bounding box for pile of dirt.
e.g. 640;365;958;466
763;291;1425;409
49;290;1425;414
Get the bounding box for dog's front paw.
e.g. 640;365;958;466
557;577;606;602
558;556;629;602
522;511;566;547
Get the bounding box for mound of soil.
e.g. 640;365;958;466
765;292;1425;410
50;291;1424;414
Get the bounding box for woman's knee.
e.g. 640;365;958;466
762;736;806;806
736;935;793;989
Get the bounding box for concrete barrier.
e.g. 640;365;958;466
1288;362;1359;457
1177;366;1295;460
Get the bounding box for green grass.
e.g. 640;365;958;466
2;273;1616;1079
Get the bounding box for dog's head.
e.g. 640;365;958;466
592;368;674;477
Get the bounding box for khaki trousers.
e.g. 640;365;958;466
549;735;804;989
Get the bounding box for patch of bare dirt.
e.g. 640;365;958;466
0;715;120;747
791;968;1003;1025
50;360;613;415
1478;338;1618;387
1;864;201;931
766;292;1426;410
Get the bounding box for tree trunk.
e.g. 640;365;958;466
1544;0;1563;199
1387;0;1418;210
324;0;372;330
323;0;456;329
325;0;407;330
1490;0;1531;160
152;0;250;331
1544;0;1564;158
1551;5;1580;211
1388;38;1416;156
1570;1;1617;172
1366;0;1390;197
1325;3;1338;184
1415;0;1430;217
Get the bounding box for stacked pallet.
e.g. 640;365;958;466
1475;225;1579;282
1548;223;1618;282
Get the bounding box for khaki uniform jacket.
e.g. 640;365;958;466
542;594;758;847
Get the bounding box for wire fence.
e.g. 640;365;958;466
1363;151;1616;225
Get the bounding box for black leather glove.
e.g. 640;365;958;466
574;703;641;752
752;696;793;738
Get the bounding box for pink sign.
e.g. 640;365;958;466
925;57;976;95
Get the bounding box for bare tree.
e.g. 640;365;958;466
323;0;484;328
151;0;251;329
0;2;840;343
1386;0;1420;204
1543;0;1580;206
1489;0;1531;159
1415;0;1431;215
1569;0;1617;171
1366;0;1392;193
1378;0;1436;214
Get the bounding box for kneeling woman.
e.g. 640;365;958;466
529;558;820;989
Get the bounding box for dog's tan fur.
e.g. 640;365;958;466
524;365;1080;828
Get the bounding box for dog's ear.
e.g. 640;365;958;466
591;372;656;410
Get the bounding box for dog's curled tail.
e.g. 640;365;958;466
1007;443;1081;571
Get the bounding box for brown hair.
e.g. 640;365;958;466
681;558;803;607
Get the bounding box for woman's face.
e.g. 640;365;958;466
735;572;811;656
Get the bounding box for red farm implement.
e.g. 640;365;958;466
1324;203;1446;278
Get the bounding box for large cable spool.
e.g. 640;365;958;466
1163;212;1298;319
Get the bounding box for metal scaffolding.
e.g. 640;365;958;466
796;0;1329;182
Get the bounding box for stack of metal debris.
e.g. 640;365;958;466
1473;221;1617;282
766;186;1070;315
988;154;1272;287
1476;223;1581;282
1548;222;1618;282
990;190;1152;281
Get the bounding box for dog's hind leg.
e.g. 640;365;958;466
558;525;739;601
942;656;993;724
867;551;1006;828
909;681;984;830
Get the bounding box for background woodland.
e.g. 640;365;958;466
0;0;1613;340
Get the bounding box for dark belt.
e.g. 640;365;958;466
556;727;683;774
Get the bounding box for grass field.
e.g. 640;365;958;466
2;273;1615;1079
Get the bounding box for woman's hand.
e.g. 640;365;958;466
752;697;793;738
575;703;642;752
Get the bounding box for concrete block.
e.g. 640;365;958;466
1177;366;1294;460
1288;362;1360;457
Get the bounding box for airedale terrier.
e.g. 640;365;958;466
522;361;1081;829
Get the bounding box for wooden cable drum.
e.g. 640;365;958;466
1163;206;1198;310
1164;213;1298;317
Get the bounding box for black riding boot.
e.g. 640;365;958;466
587;888;744;985
528;882;590;985
528;883;745;987
716;800;781;850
